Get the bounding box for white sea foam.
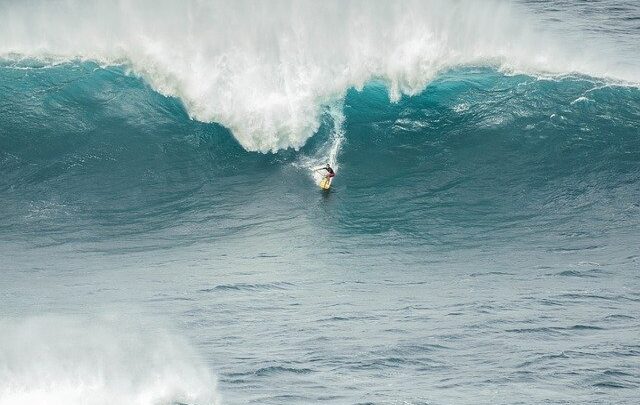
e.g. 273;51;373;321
0;0;636;152
0;315;217;405
571;96;594;105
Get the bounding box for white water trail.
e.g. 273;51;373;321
0;0;637;152
0;315;218;405
325;104;345;172
299;103;345;186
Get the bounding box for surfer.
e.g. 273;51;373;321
316;164;335;179
314;164;336;190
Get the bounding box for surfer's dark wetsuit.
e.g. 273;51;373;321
322;165;335;178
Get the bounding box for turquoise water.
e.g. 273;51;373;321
1;1;639;404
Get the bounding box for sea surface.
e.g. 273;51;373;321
1;1;639;404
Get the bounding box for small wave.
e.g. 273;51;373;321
506;326;563;334
556;293;617;301
603;314;635;320
548;245;601;253
569;324;604;330
506;324;604;334
603;370;635;377
391;343;451;354
352;357;420;370
570;96;594;105
592;381;633;389
254;366;314;377
551;269;608;278
147;294;196;303
469;271;515;277
517;351;570;368
317;314;379;323
198;282;294;293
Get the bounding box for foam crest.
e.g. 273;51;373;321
0;315;218;405
0;0;636;152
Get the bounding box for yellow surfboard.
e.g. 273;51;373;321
319;177;332;190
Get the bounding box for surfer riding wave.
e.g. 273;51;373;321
315;164;335;179
314;164;335;190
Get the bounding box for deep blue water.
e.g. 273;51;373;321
1;1;640;405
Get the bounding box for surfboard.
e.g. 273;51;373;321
319;177;332;190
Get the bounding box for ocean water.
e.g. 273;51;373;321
1;1;639;404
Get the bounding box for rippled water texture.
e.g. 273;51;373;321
1;1;639;404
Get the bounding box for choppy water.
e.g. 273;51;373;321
1;1;639;404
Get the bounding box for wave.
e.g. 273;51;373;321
0;315;217;405
1;0;638;152
1;61;638;250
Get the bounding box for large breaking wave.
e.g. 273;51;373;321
1;0;638;152
0;61;638;251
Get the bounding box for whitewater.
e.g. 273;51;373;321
1;1;639;404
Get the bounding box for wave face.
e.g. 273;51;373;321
0;63;638;251
1;0;638;151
